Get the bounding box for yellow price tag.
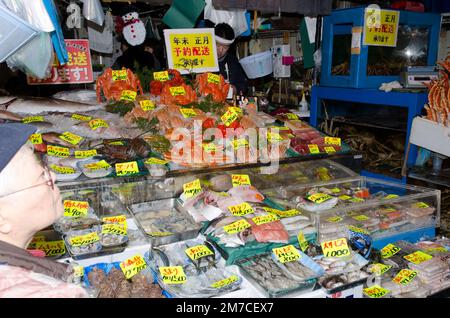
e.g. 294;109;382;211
170;86;186;96
89;119;109;130
392;269;417;285
73;266;84;278
325;137;341;146
140;100;155;111
231;138;248;150
223;219;251;234
64;200;89;217
413;202;430;209
252;214;279;226
298;231;309;252
267;132;284;143
211;275;239;289
74;149;97;159
324;146;336;153
183;179;202;198
153;71;169;81
339;195;352;201
228;202;254;216
202;143;217;153
229;106;243;115
353;215;370;221
120;255;147;279
221;108;239;126
84;160;111;171
148;231;173;237
115;161;139;177
384;194;399;200
50;164;76;175
102;215;127;228
160;266;187;284
101;224;127;236
381;243;401;259
22;116;44;124
326;216;343;223
180;108;197;118
71;114;92;121
321;238;351;258
207;73;220;84
308;144;320;154
69;232;100;247
59;132;83;145
145;157;168;165
404;251;433;265
272;245;301;263
112;69;127;81
120;90;137;101
348;225;370;235
108;141;125;146
349;197;365;203
29;133;43;144
231;174;251;187
370;263;392;276
35;240;66;257
331;188;341;193
363;285;390;298
185;245;214;261
286;113;299;120
47;145;70;158
263;207;300;218
307;193;332;204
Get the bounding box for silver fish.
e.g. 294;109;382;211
7;97;103;114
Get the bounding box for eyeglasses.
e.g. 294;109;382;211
0;166;54;199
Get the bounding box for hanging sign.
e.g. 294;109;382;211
27;39;94;85
164;28;219;74
363;8;400;47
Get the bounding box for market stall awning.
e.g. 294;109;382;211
211;0;333;16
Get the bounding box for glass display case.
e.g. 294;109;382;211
321;7;441;88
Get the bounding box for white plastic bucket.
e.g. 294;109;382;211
239;51;273;79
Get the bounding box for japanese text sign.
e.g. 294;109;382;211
363;8;400;47
164;28;218;74
27;39;93;85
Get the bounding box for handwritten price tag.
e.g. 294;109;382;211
348;225;370;235
392;269;417;285
71;114;92;121
228;202;254;216
89;119;109;130
286;113;299;120
84;160;111;171
47;145;70;158
102;215;127;228
120;255;147;279
101;224;127;236
321;238;350;258
183;179;202;198
308;144;320;154
384;194;399;200
22;116;44;124
223;219;251;234
404;251;433;264
202;143;217;153
153;71;169;81
211;275;239;289
231;174;251;187
120;90;137;101
363;285;390;298
327;216;343;223
112;69;127;81
185;245;214;261
381;244;401;259
145;157;168;165
35;240;66;257
180;108;197;118
207;73;221;84
324;146;336;153
115;161;139;177
370;263;392;276
298;231;309;252
307;193;332;204
147;231;173;237
29;133;43;144
252;214;279;226
50;164;75;175
413;202;430;209
339;195;352;201
221;108;239;126
73;266;84;278
353;215;370;221
59;132;83;145
108;141;125;146
140;100;155;111
160;266;187;284
231;138;248;150
70;232;100;247
273;245;301;263
170;86;186;96
74;149;97;159
267;132;284;143
349;197;365;203
263;207;300;218
64;200;89;217
325;137;341;146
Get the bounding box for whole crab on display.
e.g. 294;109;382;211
96;67;143;103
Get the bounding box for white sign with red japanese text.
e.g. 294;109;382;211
27;39;93;85
164;28;219;74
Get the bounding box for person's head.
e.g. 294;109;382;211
0;124;62;248
214;23;235;59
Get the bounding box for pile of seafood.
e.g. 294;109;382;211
424;52;450;125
